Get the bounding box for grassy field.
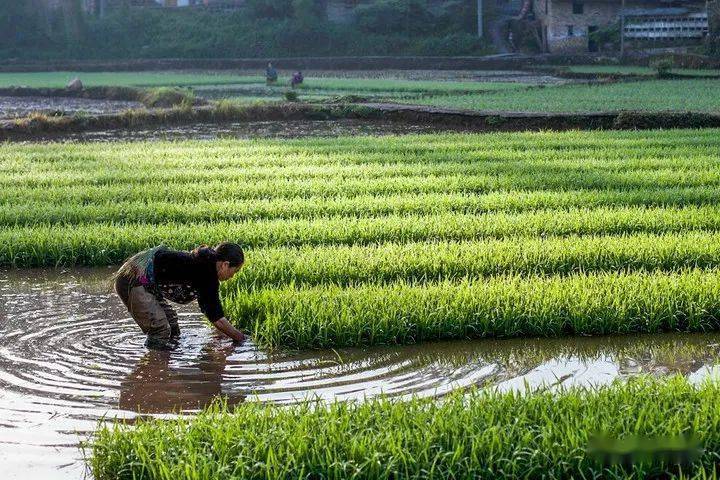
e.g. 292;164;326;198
90;376;720;479
410;79;720;112
3;70;718;114
0;71;520;94
3;129;720;348
564;65;720;77
0;71;264;88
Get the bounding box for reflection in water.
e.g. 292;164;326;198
120;341;244;414
1;268;720;479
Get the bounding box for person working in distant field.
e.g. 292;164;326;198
291;71;304;88
266;62;278;85
114;242;246;350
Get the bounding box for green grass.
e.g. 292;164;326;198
90;376;720;479
410;79;720;112
0;71;263;88
293;77;522;94
4;129;720;346
0;71;521;96
565;65;720;77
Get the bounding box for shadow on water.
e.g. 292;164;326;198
2;267;720;478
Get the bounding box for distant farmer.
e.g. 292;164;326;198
114;243;246;350
266;62;278;85
291;71;304;88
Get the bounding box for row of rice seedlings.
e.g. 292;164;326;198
8;174;720;208
9;162;681;186
4;144;718;192
89;376;720;480
5;127;716;160
226;232;720;291
5;145;719;177
5;206;720;266
7;166;720;195
224;269;720;349
12;156;720;187
7;187;720;226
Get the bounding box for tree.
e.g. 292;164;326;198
61;0;87;46
354;0;434;36
0;0;52;48
293;0;325;29
245;0;293;19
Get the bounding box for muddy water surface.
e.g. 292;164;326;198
0;96;142;119
25;119;479;143
2;268;720;479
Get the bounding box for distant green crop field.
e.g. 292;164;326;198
566;65;720;77
4;129;720;348
0;71;522;96
411;79;720;112
0;71;263;88
296;77;523;93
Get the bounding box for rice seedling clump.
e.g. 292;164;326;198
89;377;720;480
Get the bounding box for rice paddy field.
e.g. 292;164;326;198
7;127;720;478
410;78;720;112
0;70;524;99
0;70;534;116
3;128;720;349
3;70;719;116
563;65;720;77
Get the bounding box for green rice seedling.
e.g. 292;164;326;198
89;376;720;479
226;232;720;291
292;77;523;94
5;187;720;226
224;269;720;348
6;161;720;193
411;79;720;112
565;65;720;77
6;206;720;266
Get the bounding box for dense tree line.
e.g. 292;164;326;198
0;0;489;60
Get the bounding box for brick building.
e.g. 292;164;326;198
534;0;710;52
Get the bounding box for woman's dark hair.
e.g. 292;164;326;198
191;242;244;267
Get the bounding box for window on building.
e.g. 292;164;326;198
567;25;574;36
572;1;583;14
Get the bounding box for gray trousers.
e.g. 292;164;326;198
115;275;180;345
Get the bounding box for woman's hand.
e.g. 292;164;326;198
213;317;246;345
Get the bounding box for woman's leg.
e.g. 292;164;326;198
115;276;172;350
158;297;180;339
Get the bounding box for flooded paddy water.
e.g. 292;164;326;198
2;268;720;478
0;96;142;120
22;119;480;142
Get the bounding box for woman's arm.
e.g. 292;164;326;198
213;317;246;344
